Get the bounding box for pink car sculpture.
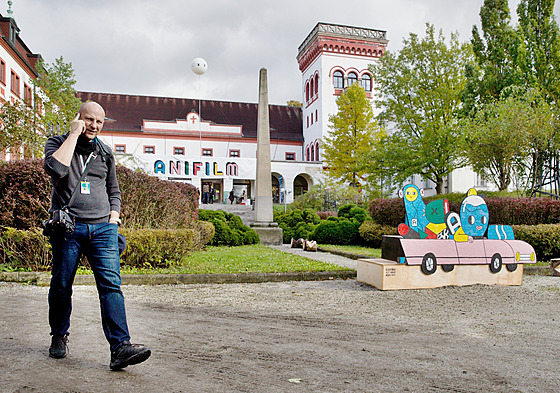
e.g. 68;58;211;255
398;237;536;275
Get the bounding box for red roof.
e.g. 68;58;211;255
77;91;303;142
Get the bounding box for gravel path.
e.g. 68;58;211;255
1;275;559;392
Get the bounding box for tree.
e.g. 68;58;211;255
322;83;385;191
0;100;42;157
467;0;523;110
516;0;560;104
33;56;82;135
460;87;558;191
369;24;473;194
286;100;302;107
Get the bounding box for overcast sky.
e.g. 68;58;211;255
10;0;560;105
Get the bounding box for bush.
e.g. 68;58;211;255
512;224;560;261
369;196;560;227
0;159;51;230
117;166;199;229
311;217;360;245
359;222;398;248
0;226;212;271
199;209;259;246
0;227;51;270
368;198;405;227
275;208;321;243
316;211;337;220
0;159;201;231
118;228;202;268
338;204;370;225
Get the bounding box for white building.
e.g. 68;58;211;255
82;22;489;202
0;12;41;161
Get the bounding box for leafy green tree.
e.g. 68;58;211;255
460;87;558;191
467;0;523;110
516;0;560;104
369;24;473;194
286;100;302;107
0;100;42;157
0;57;81;157
322;83;385;190
34;56;82;135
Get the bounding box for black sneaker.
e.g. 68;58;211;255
110;341;151;370
49;334;69;358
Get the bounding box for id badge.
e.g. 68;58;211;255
80;181;90;194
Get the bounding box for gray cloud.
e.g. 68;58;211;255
12;0;560;105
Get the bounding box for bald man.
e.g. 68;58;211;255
44;101;150;370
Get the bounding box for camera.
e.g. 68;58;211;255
42;208;75;236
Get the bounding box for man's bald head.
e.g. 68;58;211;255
79;101;105;118
78;101;106;141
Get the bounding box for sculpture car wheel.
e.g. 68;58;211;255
421;253;437;275
506;263;518;272
441;264;454;272
490;253;502;273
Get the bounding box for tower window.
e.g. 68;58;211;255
361;74;372;91
333;71;344;89
347;72;358;86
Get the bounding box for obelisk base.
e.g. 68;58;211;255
252;222;283;245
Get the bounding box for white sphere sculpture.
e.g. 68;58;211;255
191;58;207;75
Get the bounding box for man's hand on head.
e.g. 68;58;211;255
69;112;85;136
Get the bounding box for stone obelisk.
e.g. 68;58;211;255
252;68;282;245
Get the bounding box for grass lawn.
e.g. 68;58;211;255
318;244;382;258
118;244;351;275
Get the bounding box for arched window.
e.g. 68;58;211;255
333;70;344;89
305;82;310;102
347;72;358;86
306;147;310;161
361;74;372;91
311;145;315;161
314;75;319;95
315;142;320;161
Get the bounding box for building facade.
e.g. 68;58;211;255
0;13;41;161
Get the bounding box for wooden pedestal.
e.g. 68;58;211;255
357;258;523;290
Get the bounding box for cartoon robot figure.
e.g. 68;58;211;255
398;184;431;238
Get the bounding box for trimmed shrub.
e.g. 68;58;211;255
316;211;337;220
117;166;199;229
311;217;360;245
338;204;370;225
368;198;405;227
512;224;560;262
0;159;51;230
369;196;560;227
0;227;51;270
275;208;321;243
0;159;201;231
199;209;259;246
359;222;398;248
119;228;200;268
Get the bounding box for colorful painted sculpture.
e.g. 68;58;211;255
392;186;536;275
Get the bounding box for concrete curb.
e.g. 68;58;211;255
0;270;357;286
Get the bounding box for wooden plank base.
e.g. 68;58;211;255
357;258;523;290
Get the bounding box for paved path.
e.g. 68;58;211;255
1;276;559;393
269;244;358;269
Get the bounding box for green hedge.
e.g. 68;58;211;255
0;227;51;270
0;159;200;230
198;210;259;246
359;222;398;248
0;224;215;271
369;196;560;227
512;224;560;261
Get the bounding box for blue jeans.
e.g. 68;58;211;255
48;222;130;351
